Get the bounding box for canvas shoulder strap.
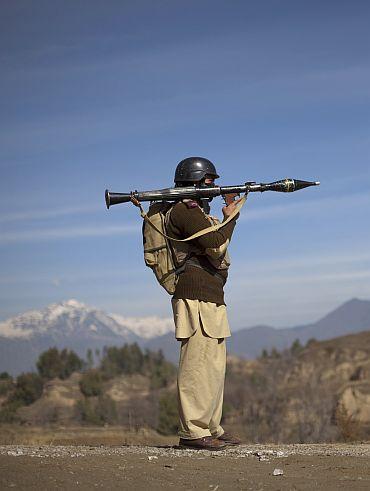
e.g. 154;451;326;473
133;195;247;243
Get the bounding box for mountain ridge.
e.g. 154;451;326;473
147;298;370;362
1;297;370;373
0;299;173;341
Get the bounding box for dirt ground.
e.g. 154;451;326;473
1;443;370;490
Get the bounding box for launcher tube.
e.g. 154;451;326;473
105;179;319;208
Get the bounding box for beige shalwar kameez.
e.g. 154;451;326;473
172;298;231;439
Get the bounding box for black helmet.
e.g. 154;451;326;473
174;157;219;185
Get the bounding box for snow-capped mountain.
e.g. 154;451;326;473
0;299;176;375
0;299;135;340
0;299;174;342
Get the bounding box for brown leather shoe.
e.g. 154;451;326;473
217;432;242;445
179;436;227;451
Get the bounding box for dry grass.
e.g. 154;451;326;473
0;425;177;446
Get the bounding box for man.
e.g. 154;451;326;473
166;157;243;450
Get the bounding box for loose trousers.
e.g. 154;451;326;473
172;298;230;440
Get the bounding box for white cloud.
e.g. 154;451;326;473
111;314;173;339
232;249;370;276
0;204;101;223
0;224;139;243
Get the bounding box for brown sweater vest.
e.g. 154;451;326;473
166;201;238;305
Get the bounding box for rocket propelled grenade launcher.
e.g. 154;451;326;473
105;178;320;209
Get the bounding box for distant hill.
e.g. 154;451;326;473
147;298;370;362
1;298;370;374
227;298;370;358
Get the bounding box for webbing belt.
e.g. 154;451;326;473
184;258;225;284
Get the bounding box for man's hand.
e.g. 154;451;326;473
222;196;245;219
222;192;239;206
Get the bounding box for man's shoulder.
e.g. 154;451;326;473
172;200;199;210
170;200;204;227
171;200;200;215
183;199;200;209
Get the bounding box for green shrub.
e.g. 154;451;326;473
0;377;13;396
79;369;103;397
98;344;176;387
10;372;44;406
157;391;178;435
290;338;304;355
306;338;318;348
270;347;281;359
36;348;63;379
37;348;84;380
59;349;84;379
0;401;22;423
221;401;234;423
77;398;100;425
77;395;117;426
260;349;269;359
100;343;144;379
0;372;42;421
149;361;177;389
0;372;12;380
86;349;94;369
144;349;176;389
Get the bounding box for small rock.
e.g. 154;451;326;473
273;468;284;476
148;456;158;461
7;450;24;457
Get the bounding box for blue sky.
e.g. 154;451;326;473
1;0;370;328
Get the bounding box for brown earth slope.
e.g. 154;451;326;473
1;330;370;444
223;330;370;442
